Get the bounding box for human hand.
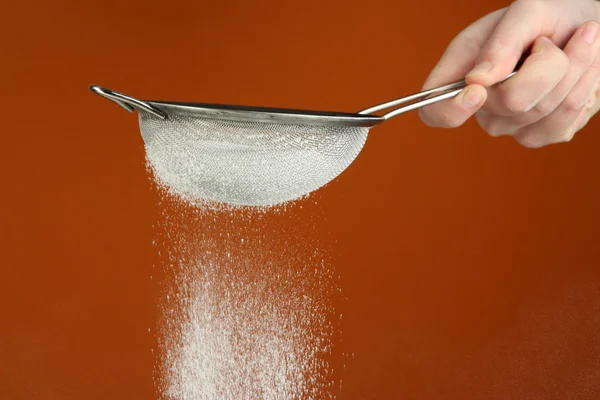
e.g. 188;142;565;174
419;0;600;148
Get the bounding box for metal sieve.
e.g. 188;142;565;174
90;72;516;206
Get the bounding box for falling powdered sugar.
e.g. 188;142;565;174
148;169;341;399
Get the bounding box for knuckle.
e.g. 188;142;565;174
446;32;482;60
447;35;466;52
519;0;546;13
562;93;585;113
485;34;513;53
477;114;510;137
515;133;547;149
557;129;576;143
532;97;558;116
482;120;505;137
440;111;462;128
419;108;460;128
501;93;528;114
516;129;575;149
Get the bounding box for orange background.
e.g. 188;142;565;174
3;0;600;399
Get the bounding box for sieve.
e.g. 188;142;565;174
90;72;516;206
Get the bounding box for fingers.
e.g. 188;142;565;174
514;62;600;148
419;9;505;128
578;79;600;129
482;36;568;118
419;84;487;128
529;21;600;117
475;21;600;137
421;8;506;90
420;34;567;130
472;20;600;147
466;0;556;87
419;0;600;144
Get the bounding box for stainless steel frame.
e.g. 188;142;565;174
89;71;517;128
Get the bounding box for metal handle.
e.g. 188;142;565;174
359;71;518;120
89;85;167;119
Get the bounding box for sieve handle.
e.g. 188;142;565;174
89;85;167;119
357;72;517;120
359;51;531;120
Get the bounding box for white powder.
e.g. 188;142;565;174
139;112;368;207
148;168;340;399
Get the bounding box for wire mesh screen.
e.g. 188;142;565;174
139;112;370;206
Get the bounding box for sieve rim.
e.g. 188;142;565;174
145;100;384;128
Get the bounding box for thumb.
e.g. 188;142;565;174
419;9;505;127
422;8;506;90
466;1;548;86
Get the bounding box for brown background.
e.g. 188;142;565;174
3;0;600;399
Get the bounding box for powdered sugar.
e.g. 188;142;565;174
139;111;368;207
149;175;340;399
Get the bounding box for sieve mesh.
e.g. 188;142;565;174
138;112;369;206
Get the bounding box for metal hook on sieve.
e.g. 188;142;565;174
89;85;167;120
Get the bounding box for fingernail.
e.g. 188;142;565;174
524;102;536;113
467;61;493;78
532;36;552;53
524;92;546;113
462;87;483;108
582;22;600;44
